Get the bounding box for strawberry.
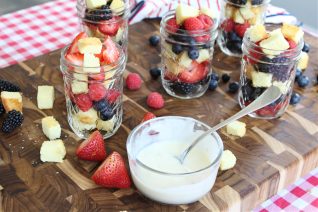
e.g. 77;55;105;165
234;22;250;38
126;73;142;90
74;93;93;112
287;39;297;49
92;151;131;188
146;92;164;109
98;17;120;36
67;32;87;54
183;17;204;31
102;36;120;65
256;98;288;117
95;46;106;62
221;19;235;32
166;17;179;33
178;61;209;83
141;112;156;123
89;72;105;81
105;89;120;104
248;42;262;65
65;53;84;66
197;14;214;30
88;84;107;101
76;130;106;161
195;35;210;42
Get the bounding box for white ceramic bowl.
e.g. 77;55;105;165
126;116;223;205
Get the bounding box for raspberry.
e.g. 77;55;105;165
74;93;93;112
234;22;250;38
146;92;164;109
88;84;107;101
221;19;235;32
141;112;156;123
105;89;120;104
166;18;179;33
183;17;204;31
197;14;214;30
126;73;142;90
2;110;24;133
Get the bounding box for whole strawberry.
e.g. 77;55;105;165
147;92;164;109
76;130;106;161
126;73;142;90
141;112;156;123
92;151;131;188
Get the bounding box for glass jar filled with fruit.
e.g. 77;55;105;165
60;33;126;139
239;23;304;119
76;0;129;52
160;4;218;99
218;0;269;57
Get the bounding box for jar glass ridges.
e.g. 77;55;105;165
218;0;269;57
160;11;218;99
239;25;304;119
60;44;126;139
76;0;129;51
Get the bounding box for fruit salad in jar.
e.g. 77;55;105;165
60;32;126;138
77;0;129;51
218;0;269;56
160;4;218;99
239;23;304;119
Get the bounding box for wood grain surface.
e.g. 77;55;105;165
0;20;318;212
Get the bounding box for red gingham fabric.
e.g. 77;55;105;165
254;168;318;212
0;0;80;68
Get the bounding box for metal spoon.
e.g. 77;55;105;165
176;86;282;164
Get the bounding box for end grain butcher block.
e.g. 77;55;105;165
0;20;318;211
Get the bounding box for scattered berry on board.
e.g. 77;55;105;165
208;80;218;91
147;92;164;109
290;92;301;105
126;73;142;90
76;130;106;161
297;75;310;88
149;68;161;80
0;80;21;92
2;110;24;133
221;74;231;83
228;82;240;93
149;35;160;47
141;112;156;123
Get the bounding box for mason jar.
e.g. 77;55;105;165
160;10;218;99
60;43;126;139
76;0;129;52
239;25;304;119
217;0;269;57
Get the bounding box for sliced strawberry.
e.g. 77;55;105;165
141;112;156;123
65;53;84;66
166;17;179;33
287;39;297;49
221;19;235;32
92;151;131;188
102;36;120;65
234;22;250;38
76;130;106;161
67;32;87;54
94;46;106;62
74;93;93;112
98;17;120;36
197;14;214;30
178;61;209;83
105;89;120;104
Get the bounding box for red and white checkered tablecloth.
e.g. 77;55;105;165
254;168;318;212
0;0;80;68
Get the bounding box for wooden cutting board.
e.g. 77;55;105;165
0;20;318;212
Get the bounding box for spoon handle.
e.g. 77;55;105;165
179;86;281;162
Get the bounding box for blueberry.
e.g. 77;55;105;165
290;93;301;105
100;106;114;121
228;82;239;93
171;82;195;94
208;79;218;90
149;35;160;46
228;32;241;42
188;48;199;60
172;44;183;54
149;68;161;80
297;75;310;88
295;68;302;81
302;42;310;53
226;41;242;54
94;99;109;111
221;74;230;83
211;73;219;81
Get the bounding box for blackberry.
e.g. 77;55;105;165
251;0;263;5
256;56;291;81
171;82;196;95
221;74;231;83
149;35;160;46
0;80;20;92
228;0;247;5
0;103;4;116
84;5;112;22
149;68;161;80
2;110;24;133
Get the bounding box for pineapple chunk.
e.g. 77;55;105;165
246;24;268;42
178;51;192;68
78;37;102;54
96;117;115;131
110;0;125;14
226;120;246;137
225;4;235;19
259;29;289;56
83;53;100;73
200;8;216;19
76;108;98;124
176;4;199;25
273;80;291;94
40;139;66;163
196;49;210;63
220;150;237;171
297;52;309;70
233;10;245;24
239;6;254;20
166;59;184;75
71;73;88;94
85;0;106;9
281;23;304;44
251;71;273;87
